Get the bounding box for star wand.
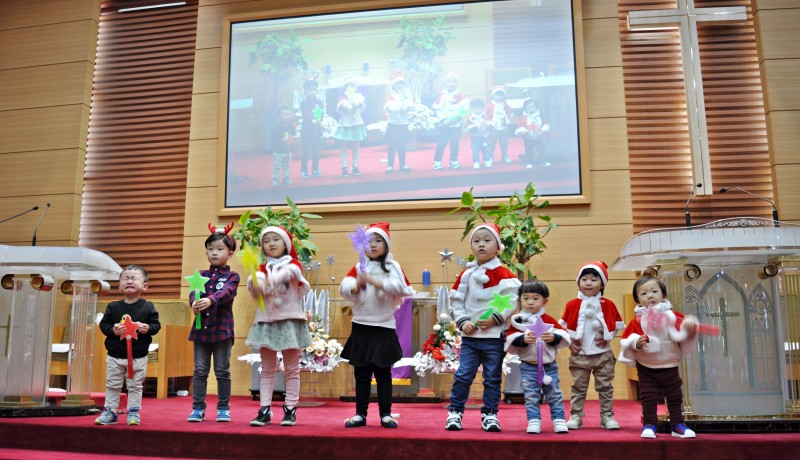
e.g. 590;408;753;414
239;244;265;312
119;314;139;379
348;224;370;288
186;269;210;330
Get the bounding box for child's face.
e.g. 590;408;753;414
471;229;499;265
524;103;537;114
392;81;405;92
206;239;233;267
280;110;293;122
520;292;548;314
368;234;387;259
471;105;484;115
261;232;287;259
118;269;147;300
578;273;603;297
636;279;665;307
304;84;318;96
445;77;459;91
493;92;505;102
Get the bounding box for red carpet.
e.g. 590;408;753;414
1;396;798;459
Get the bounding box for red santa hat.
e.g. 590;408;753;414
470;223;505;251
365;222;391;251
491;86;506;98
444;71;460;83
259;225;298;259
577;261;609;286
389;71;405;89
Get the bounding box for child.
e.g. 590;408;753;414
505;280;570;434
340;222;414;428
432;71;469;170
445;223;521;432
558;261;625;430
298;78;325;179
95;265;161;426
514;99;550;168
484;86;513;165
246;225;312;427
383;73;414;173
464;98;489;170
333;78;367;177
186;224;241;423
271;107;297;186
619;275;699;439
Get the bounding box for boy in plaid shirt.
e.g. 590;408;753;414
186;223;240;423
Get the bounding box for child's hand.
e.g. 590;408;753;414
461;322;477;335
541;331;555;343
192;297;212;313
683;315;698;335
475;318;493;331
635;335;649;350
113;323;125;336
523;331;537;344
569;340;582;354
137;322;149;334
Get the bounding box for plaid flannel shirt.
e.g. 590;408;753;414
188;265;240;342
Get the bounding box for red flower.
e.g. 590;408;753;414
432;349;445;361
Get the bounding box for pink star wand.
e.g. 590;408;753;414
348;224;370;288
119;314;139;379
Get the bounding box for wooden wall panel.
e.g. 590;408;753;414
755;9;800;60
0;63;94;111
0;0;99;30
0;21;98;71
0;105;90;154
2;150;85;196
766;110;800;165
761;59;800;111
585;67;627;119
583;18;622;68
587;118;630;170
774;166;800;221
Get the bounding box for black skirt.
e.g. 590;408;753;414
341;322;403;368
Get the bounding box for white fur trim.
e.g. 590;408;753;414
260;226;291;253
366;227;391;250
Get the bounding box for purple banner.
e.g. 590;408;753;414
392;297;413;381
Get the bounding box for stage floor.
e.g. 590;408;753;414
1;396;799;459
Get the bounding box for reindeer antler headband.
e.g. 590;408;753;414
208;222;235;246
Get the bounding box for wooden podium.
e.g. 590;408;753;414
0;245;121;414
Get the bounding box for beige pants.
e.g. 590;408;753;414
104;355;148;411
567;350;616;418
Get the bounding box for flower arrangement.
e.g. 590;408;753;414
300;319;345;373
411;313;461;376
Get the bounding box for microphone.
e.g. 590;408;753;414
719;186;779;227
31;203;51;246
0;206;39;224
685;183;701;228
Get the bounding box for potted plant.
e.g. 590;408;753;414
392;14;455;106
231;197;321;263
448;183;558;279
249;30;309;107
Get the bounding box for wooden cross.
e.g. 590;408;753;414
627;0;747;196
706;297;740;357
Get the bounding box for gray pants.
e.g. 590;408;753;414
191;338;233;410
104;355;148;411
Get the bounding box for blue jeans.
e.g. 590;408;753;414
448;337;504;414
520;361;566;421
192;338;233;410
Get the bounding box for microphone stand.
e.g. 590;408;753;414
31;203;51;246
720;187;779;227
0;206;39;224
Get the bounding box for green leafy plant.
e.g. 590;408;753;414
248;31;309;80
232;197;321;263
392;14;455;101
448;183;558;279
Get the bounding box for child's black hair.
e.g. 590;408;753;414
303;79;319;91
470;98;486;109
578;267;605;295
632;275;667;304
518;279;549;298
122;264;149;283
205;232;236;252
523;98;538;111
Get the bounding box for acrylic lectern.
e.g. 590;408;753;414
612;218;800;427
0;245;121;414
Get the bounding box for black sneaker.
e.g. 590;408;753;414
280;405;296;426
352;165;361;176
250;406;271;426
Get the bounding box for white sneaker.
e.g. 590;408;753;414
526;419;541;434
445;411;462;431
526;164;533;169
553;418;569;433
433;161;442;170
601;415;621;430
473;162;480;169
481;412;501;432
671;423;696;438
484;160;492;168
566;414;582;430
641;423;657;439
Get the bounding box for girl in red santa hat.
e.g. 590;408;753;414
246;226;312;428
514;98;551;168
619;275;698;439
333;77;367;177
558;261;625;431
340;222;414;428
484;86;514;166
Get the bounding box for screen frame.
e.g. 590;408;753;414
216;0;590;215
